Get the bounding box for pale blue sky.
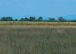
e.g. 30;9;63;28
0;0;76;19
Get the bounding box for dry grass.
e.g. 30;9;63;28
0;21;76;26
0;25;76;54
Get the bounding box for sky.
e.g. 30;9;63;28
0;0;76;19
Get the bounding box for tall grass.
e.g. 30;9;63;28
0;26;76;54
0;21;76;26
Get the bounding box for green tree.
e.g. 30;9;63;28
37;16;43;21
13;19;18;21
1;17;13;21
58;17;66;22
20;18;25;21
0;17;6;21
25;17;29;21
6;17;13;21
71;20;76;22
29;16;36;21
49;18;56;22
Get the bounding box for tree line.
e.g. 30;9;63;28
0;16;76;22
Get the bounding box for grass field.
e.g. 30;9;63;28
0;21;76;26
0;25;76;54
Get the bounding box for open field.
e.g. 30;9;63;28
0;21;76;26
0;25;76;54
